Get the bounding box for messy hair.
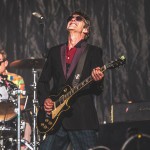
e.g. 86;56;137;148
68;11;91;39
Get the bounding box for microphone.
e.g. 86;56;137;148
32;12;44;20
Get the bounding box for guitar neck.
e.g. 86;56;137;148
64;65;106;99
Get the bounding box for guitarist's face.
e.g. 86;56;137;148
66;15;89;38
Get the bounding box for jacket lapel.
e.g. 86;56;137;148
61;44;67;79
66;42;87;79
60;41;87;80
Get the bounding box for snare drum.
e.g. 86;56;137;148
0;79;18;122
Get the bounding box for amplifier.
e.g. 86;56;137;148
111;101;150;123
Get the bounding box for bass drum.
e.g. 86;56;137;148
0;79;18;122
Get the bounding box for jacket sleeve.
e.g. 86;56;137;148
90;46;104;95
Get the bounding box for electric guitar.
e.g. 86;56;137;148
37;55;126;135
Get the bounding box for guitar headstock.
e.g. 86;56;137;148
106;55;126;69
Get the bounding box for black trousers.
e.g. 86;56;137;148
39;126;98;150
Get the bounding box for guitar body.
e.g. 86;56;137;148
37;85;72;134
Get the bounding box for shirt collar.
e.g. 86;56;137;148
66;39;87;48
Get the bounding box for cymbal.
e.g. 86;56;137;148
9;57;45;69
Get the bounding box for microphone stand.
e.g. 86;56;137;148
31;13;47;149
39;17;47;58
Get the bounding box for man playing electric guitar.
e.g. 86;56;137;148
37;11;104;150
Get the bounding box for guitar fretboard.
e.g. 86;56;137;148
55;65;106;106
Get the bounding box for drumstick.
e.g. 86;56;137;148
24;95;28;109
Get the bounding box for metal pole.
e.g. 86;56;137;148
13;90;26;150
31;68;38;150
17;92;21;150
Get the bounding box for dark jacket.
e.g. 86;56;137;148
37;40;103;130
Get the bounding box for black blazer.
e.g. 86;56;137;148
37;41;103;130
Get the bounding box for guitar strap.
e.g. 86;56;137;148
72;45;89;86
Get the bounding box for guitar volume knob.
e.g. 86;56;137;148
45;119;49;122
44;125;48;129
48;121;52;125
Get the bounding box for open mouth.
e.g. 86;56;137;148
69;22;77;26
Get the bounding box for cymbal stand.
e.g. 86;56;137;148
30;68;39;150
13;89;26;150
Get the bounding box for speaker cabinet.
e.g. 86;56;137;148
111;101;150;123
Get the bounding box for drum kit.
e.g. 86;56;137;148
0;57;45;150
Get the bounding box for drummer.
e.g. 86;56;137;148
0;49;31;149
